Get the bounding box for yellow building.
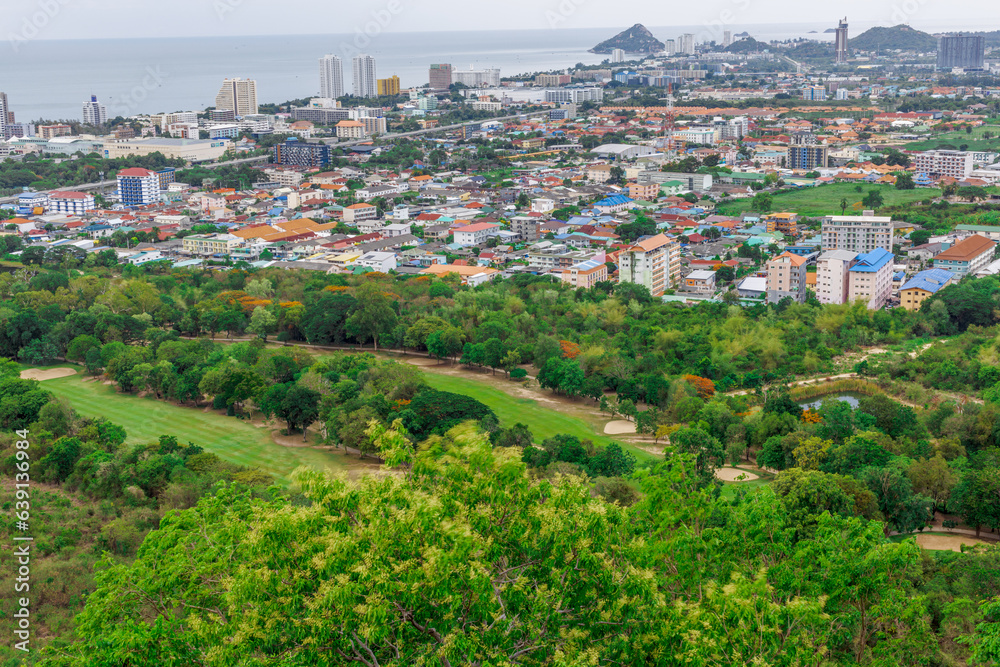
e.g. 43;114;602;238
377;76;400;96
898;269;954;312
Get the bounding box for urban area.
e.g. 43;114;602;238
2;16;1000;667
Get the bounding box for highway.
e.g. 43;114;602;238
0;115;523;206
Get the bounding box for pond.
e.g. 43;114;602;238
799;393;865;411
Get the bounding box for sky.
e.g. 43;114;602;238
3;0;995;41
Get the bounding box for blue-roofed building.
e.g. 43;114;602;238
848;248;895;309
594;194;635;214
899;269;955;311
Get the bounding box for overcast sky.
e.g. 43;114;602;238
5;0;992;40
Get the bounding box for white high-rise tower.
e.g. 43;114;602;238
82;95;107;126
319;55;344;99
353;54;377;98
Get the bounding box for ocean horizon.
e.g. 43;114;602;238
2;20;987;122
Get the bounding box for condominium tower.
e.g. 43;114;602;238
429;63;453;91
82;95;107;126
353;55;377;98
319;55;345;99
215;78;258;116
835;18;849;64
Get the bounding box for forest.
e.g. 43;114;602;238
0;259;998;664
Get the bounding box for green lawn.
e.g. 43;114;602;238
903;126;1000;152
421;372;659;463
43;374;350;480
716;183;942;218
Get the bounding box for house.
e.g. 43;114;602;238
899;269;954;311
560;257;608;289
421;263;500;286
343;203;378;223
594;194;635;215
737;276;767;299
585;164;615;183
932;234;997;278
453;222;500;247
627;182;660;201
355;251;398;273
766;252;808;304
684;270;717;294
848;248;894;309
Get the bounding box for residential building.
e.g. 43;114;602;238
899;269;955;311
544;87;603;104
343;203;379;223
764;212;799;236
536;74;572;86
0;92;8;139
766;252;808;304
429;63;453;91
678;33;695;55
182;233;241;256
787;133;828;169
848;248;894;309
933;234;997;277
453;67;501;87
116;168;160;206
209;124;240;139
561;258;608;289
453;222;501;247
422;263;499;286
353;55;378;98
81;95;107;126
48;191;96;215
684;270;717;294
272;139;332;167
822;214;893;253
215;78;258;116
937;33;985;70
355;251;397;272
471;100;502;112
39;124;72;139
377;75;400;96
914;150;974;180
611;48;626;63
336;120;367;139
618;234;679;297
816;249;858;304
319;55;345;99
586;164;614;183
803;86;827;101
835;18;849;64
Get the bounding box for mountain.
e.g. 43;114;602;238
723;37;767;53
849;24;937;52
590;24;665;54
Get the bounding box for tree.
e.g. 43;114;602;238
346;282;397;351
840;197;849;215
862;189;885;211
752;191;773;213
247;306;277;341
426;326;464;362
667;427;724;482
951;467;1000;538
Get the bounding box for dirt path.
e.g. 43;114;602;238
21;368;77;381
915;534;990;552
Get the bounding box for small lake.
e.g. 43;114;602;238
799;393;864;411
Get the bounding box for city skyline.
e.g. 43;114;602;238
4;0;997;41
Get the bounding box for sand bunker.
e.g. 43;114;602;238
21;368;77;381
915;534;989;552
716;467;760;482
604;420;637;435
405;357;444;367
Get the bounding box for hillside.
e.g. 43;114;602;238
590;23;665;54
849;24;937;52
723;37;768;53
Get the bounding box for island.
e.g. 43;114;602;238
590;23;665;54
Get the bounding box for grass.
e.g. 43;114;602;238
716;183;942;218
420;372;659;463
903;126;1000;152
42;374;351;480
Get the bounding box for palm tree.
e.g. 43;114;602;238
840;198;849;215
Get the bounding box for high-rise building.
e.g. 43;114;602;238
377;75;400;96
116;167;161;207
678;34;695;55
82;95;107;126
0;92;8;139
617;234;680;296
452;67;502;87
835;18;849;64
816;249;858;304
429;63;453;91
822;214;893;254
766;252;808;304
937;34;985;70
215;78;258;116
663;39;676;55
319;55;345;99
723;31;732;47
611;48;626;63
353;55;378;98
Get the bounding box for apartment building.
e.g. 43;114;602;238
336;120;367;139
377;76;400;96
899;269;955;312
272;139;332;167
215;78;258;116
847;248;894;309
81;95;107;126
116;168;160;206
353;55;378;98
343;203;379;223
933;234;997;277
453;222;501;247
319;55;345;99
429;63;453;91
821;214;893;254
561;258;608;289
48;191;96;215
39;124;72;139
914;150;974;180
764;212;799;236
182;233;242;256
766;252;808;304
618;234;680;297
816;249;858;305
627;182;661;201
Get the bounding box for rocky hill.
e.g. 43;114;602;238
590;23;665;54
849;24;937;52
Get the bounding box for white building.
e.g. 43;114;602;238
678;33;695;55
116;168;161;207
353;55;378;98
618;233;680;296
611;48;626;63
81;95;107;126
319;54;345;99
914;150;974;180
453;67;502;87
453;222;501;246
215;78;258;116
822;214;893;254
847;248;894;309
816;249;858;305
48;191;96;215
209;124;240;139
355;251;397;272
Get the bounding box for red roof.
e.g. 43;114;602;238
49;191;90;199
117;168;156;177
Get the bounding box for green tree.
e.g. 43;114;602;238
346;282;397;351
247;307;277;341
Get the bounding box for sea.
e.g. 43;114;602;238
0;20;985;122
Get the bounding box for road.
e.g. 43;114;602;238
0;115;523;206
